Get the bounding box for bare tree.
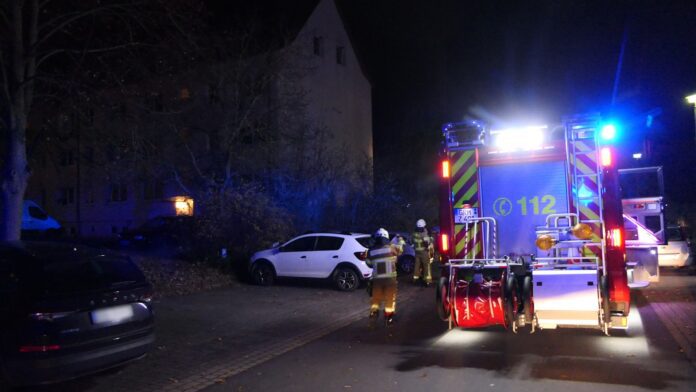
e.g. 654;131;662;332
0;0;146;241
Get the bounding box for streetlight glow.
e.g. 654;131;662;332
687;93;696;146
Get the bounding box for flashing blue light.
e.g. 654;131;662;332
600;124;617;141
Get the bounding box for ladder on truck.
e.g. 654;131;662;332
531;115;610;333
566;114;606;270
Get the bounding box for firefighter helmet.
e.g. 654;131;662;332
374;228;389;239
416;219;426;228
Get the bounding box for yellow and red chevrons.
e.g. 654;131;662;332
449;149;483;259
568;140;603;261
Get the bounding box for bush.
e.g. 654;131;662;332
190;186;295;275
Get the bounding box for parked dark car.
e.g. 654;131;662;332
118;215;194;253
0;242;154;386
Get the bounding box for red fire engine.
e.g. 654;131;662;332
436;114;630;334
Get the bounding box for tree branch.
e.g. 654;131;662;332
36;42;140;68
36;4;129;48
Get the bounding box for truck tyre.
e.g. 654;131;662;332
504;274;518;330
436;276;450;321
522;275;533;324
600;274;611;323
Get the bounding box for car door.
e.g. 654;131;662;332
275;236;317;277
307;236;345;278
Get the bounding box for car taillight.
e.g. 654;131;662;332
354;251;367;261
140;289;155;303
19;345;61;353
28;312;72;321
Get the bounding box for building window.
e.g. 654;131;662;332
336;46;346;65
143;180;164;200
60;150;74;166
59;187;75;205
85;188;95;204
313;36;324;56
110;184;127;202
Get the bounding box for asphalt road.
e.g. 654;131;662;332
202;275;696;392
10;270;696;392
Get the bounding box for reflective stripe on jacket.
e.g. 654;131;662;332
368;244;401;279
412;230;433;252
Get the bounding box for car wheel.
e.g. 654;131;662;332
252;262;275;286
334;267;359;291
399;255;415;274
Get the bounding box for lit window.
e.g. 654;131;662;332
336;46;346;65
180;88;190;100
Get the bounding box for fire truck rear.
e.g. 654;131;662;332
436;114;630;334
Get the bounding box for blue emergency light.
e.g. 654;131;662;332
600;123;618;141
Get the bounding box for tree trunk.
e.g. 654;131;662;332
1;113;30;241
0;1;33;241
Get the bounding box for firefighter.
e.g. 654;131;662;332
366;228;404;326
411;219;434;286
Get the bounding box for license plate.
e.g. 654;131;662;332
91;305;134;325
454;207;478;223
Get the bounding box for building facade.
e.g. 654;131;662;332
26;0;372;238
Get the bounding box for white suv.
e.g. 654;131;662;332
249;232;373;291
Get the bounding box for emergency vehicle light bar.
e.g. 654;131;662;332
490;125;547;152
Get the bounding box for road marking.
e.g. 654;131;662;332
156;286;423;392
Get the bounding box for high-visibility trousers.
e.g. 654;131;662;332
370;278;398;315
413;251;432;283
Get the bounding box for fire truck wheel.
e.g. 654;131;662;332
251;261;276;286
504;275;518;329
522;275;533;323
600;274;611;323
436;276;450;321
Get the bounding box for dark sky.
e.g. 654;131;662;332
338;0;696;203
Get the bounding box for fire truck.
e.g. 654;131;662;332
436;114;630;334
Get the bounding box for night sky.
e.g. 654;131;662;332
338;0;696;203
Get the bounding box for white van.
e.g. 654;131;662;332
21;200;61;233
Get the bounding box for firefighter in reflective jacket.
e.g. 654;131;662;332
411;219;434;286
366;228;404;326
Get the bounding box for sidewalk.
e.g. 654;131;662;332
637;268;696;367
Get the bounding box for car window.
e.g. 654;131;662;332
315;236;344;251
283;236;316;252
623;218;639;241
355;236;372;248
667;227;684;242
40;253;146;294
644;215;662;235
28;206;48;220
